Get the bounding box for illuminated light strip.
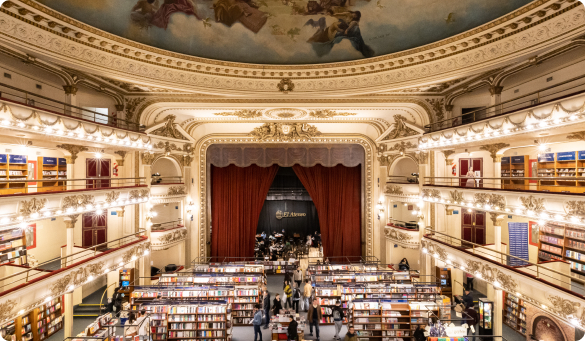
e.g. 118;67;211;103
420;195;585;227
0;197;150;231
418;113;584;150
1;120;152;151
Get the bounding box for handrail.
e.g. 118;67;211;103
424;175;585;194
424;74;585;133
423;227;585;288
0;229;147;294
387;219;419;231
0;82;143;132
99;282;118;315
151;219;184;231
0;177;146;196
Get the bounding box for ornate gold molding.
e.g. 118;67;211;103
308;110;357;119
168;186;187;196
567;131;585;141
422;189;441;200
388;141;417;154
196;135;375;258
62;194;95;210
19;198;47;217
213;110;263;119
520;195;546;214
382;115;420;141
384;185;404;195
479;143;510;161
141;152;156;166
250;123;321;141
56;144;88;164
129;189;150;200
150;115;187;140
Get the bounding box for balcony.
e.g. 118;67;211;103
384;219;420;249
150;180;187;201
151;225;187;251
419;185;585;230
0;178;148;233
424;75;585;133
422;228;585;328
0;230;149;325
419;83;585;150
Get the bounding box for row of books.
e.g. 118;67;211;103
540;235;563;246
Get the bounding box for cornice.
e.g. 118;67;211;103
0;1;583;95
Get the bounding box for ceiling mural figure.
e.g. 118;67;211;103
37;0;533;64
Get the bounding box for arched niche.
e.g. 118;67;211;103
152;156;182;178
389;156;418;178
531;315;567;341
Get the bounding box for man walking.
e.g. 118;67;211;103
303;279;312;312
293;267;303;289
263;290;271;329
332;300;345;340
307;298;322;341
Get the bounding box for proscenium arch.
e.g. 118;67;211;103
191;134;378;262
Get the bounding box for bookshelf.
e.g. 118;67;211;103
15;312;33;341
146;302;232;341
351;301;413;340
500;156;529;190
195;264;264;274
36;157;66;192
0;154;29;195
537;151;585;193
409;301;439;332
159;273;263;286
0;320;16;341
503;292;526;337
119;268;134;299
435;267;452;300
534;221;585;278
0;228;27;265
232;286;260;326
40;297;62;339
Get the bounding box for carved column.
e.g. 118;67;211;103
63;85;79;118
63;214;78;339
490;213;505;263
183;158;192;267
139;152;154;285
114;104;124;127
494;155;502;189
115;151;127;186
489;85;504;116
57;144;88;191
441;150;455;185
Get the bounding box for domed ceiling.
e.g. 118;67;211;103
37;0;533;65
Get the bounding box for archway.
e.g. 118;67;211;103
531;315;567;341
152;157;182;184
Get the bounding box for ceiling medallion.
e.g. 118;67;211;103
277;79;295;94
263;108;308;120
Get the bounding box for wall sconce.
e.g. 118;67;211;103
377;201;384;220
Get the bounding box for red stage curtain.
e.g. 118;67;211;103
211;164;279;261
292;164;361;258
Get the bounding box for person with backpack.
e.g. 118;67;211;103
332;300;345;340
252;304;263;341
287;316;298;341
303;279;312;312
292;282;301;313
307;298;322;341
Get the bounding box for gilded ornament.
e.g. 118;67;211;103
449;190;464;204
489;212;505;225
547;295;580;319
250;123;321;141
567;131;585;141
62;194;95;210
0;300;17;323
154;141;178;154
151;115;187;140
441;150;456;166
130;189;150;200
56;144;88;164
277;79;295;94
105;191;121;204
213;109;263;119
384;228;416;248
425;98;446;123
168;186;187;196
156;229;188;247
382;115;420;140
473;193;505;210
124;97;146;122
422;189;441;199
479;143;510;161
520;195;545;214
308;110;356;118
388;141;417;153
565;201;585;217
384;185;404;195
19;198;48;216
378;154;399;167
141;152;156;165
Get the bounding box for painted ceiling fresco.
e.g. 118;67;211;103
37;0;534;64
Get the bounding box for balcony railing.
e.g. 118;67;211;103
0;229;147;294
151;219;183;231
387;175;419;184
423;228;580;291
0;82;144;132
151;176;183;185
0;177;146;196
387;218;419;230
424;176;585;194
424;75;585;133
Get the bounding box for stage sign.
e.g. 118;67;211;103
276;210;306;220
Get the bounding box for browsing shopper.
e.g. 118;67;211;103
307;298;322;341
332;300;345;340
287;316;298;341
252;304;263;341
343;326;357;341
263;290;271;329
303;279;312;312
292;282;301;313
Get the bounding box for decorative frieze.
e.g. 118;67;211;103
250;123;321;141
19;198;48;217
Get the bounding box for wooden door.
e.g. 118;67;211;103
459;158;484;188
462;210;486;246
86;158;111;189
82;213;107;249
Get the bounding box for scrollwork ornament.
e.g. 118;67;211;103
449;190;464;204
250;122;321;141
565;201;585;218
308;110;356;118
141;152;156;165
168;186;187;196
0;299;17;322
105;191;121;204
62;194;95;210
151;115;186;140
547;295;580;319
19;198;48;216
520;195;545;214
382;115;420;140
384;185;403;195
422;189;441;200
